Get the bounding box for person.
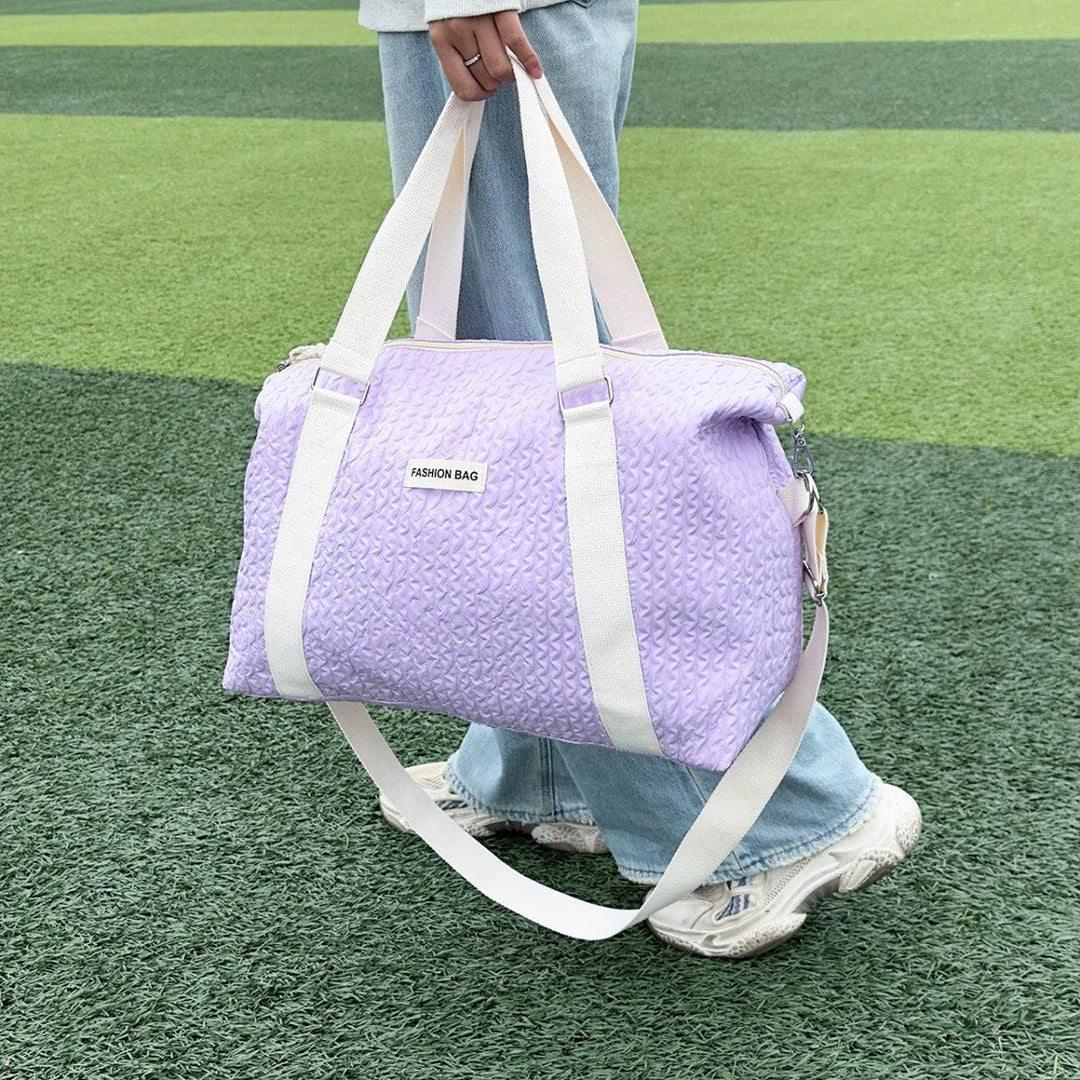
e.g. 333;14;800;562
359;0;921;957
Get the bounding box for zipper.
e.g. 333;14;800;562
281;338;789;402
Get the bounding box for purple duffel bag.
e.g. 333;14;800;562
224;60;830;939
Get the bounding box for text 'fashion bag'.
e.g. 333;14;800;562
224;61;830;939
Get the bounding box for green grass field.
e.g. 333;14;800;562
2;1;1079;1077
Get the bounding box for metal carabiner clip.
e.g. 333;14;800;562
790;418;814;476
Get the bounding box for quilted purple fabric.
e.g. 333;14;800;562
224;340;807;773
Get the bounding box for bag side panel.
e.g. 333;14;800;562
223;376;311;699
618;390;803;769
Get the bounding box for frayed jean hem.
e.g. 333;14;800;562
444;757;597;827
615;774;882;886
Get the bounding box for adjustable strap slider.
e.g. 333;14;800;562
311;365;370;407
558;374;613;417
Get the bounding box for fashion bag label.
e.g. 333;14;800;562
404;458;488;493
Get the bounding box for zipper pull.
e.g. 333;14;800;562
278;343;326;372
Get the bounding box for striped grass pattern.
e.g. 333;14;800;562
2;2;1078;1077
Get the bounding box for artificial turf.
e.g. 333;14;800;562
0;10;379;46
0;0;740;9
6;0;1079;46
0;0;361;11
2;1;1079;1076
4;113;1077;454
2;362;1077;1078
5;40;1080;133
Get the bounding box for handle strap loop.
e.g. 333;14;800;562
416;62;667;353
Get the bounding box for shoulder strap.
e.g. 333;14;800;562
327;600;827;940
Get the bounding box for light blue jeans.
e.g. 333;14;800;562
377;1;879;884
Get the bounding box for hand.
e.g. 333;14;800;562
428;12;543;102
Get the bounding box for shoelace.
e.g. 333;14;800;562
705;877;759;922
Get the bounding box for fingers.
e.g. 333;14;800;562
428;20;494;101
475;17;514;84
428;13;542;102
466;48;501;95
494;12;542;79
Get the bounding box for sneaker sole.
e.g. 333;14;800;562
380;793;506;840
838;789;923;895
379;793;610;853
650;785;922;959
650;912;809;959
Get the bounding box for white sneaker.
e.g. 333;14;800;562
379;760;610;854
648;783;922;958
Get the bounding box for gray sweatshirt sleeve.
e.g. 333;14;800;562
359;0;563;32
425;0;521;21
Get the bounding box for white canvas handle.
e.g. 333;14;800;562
512;56;606;392
416;61;668;352
318;60;620;393
329;600;827;940
315;91;481;385
414;102;484;342
530;69;667;353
